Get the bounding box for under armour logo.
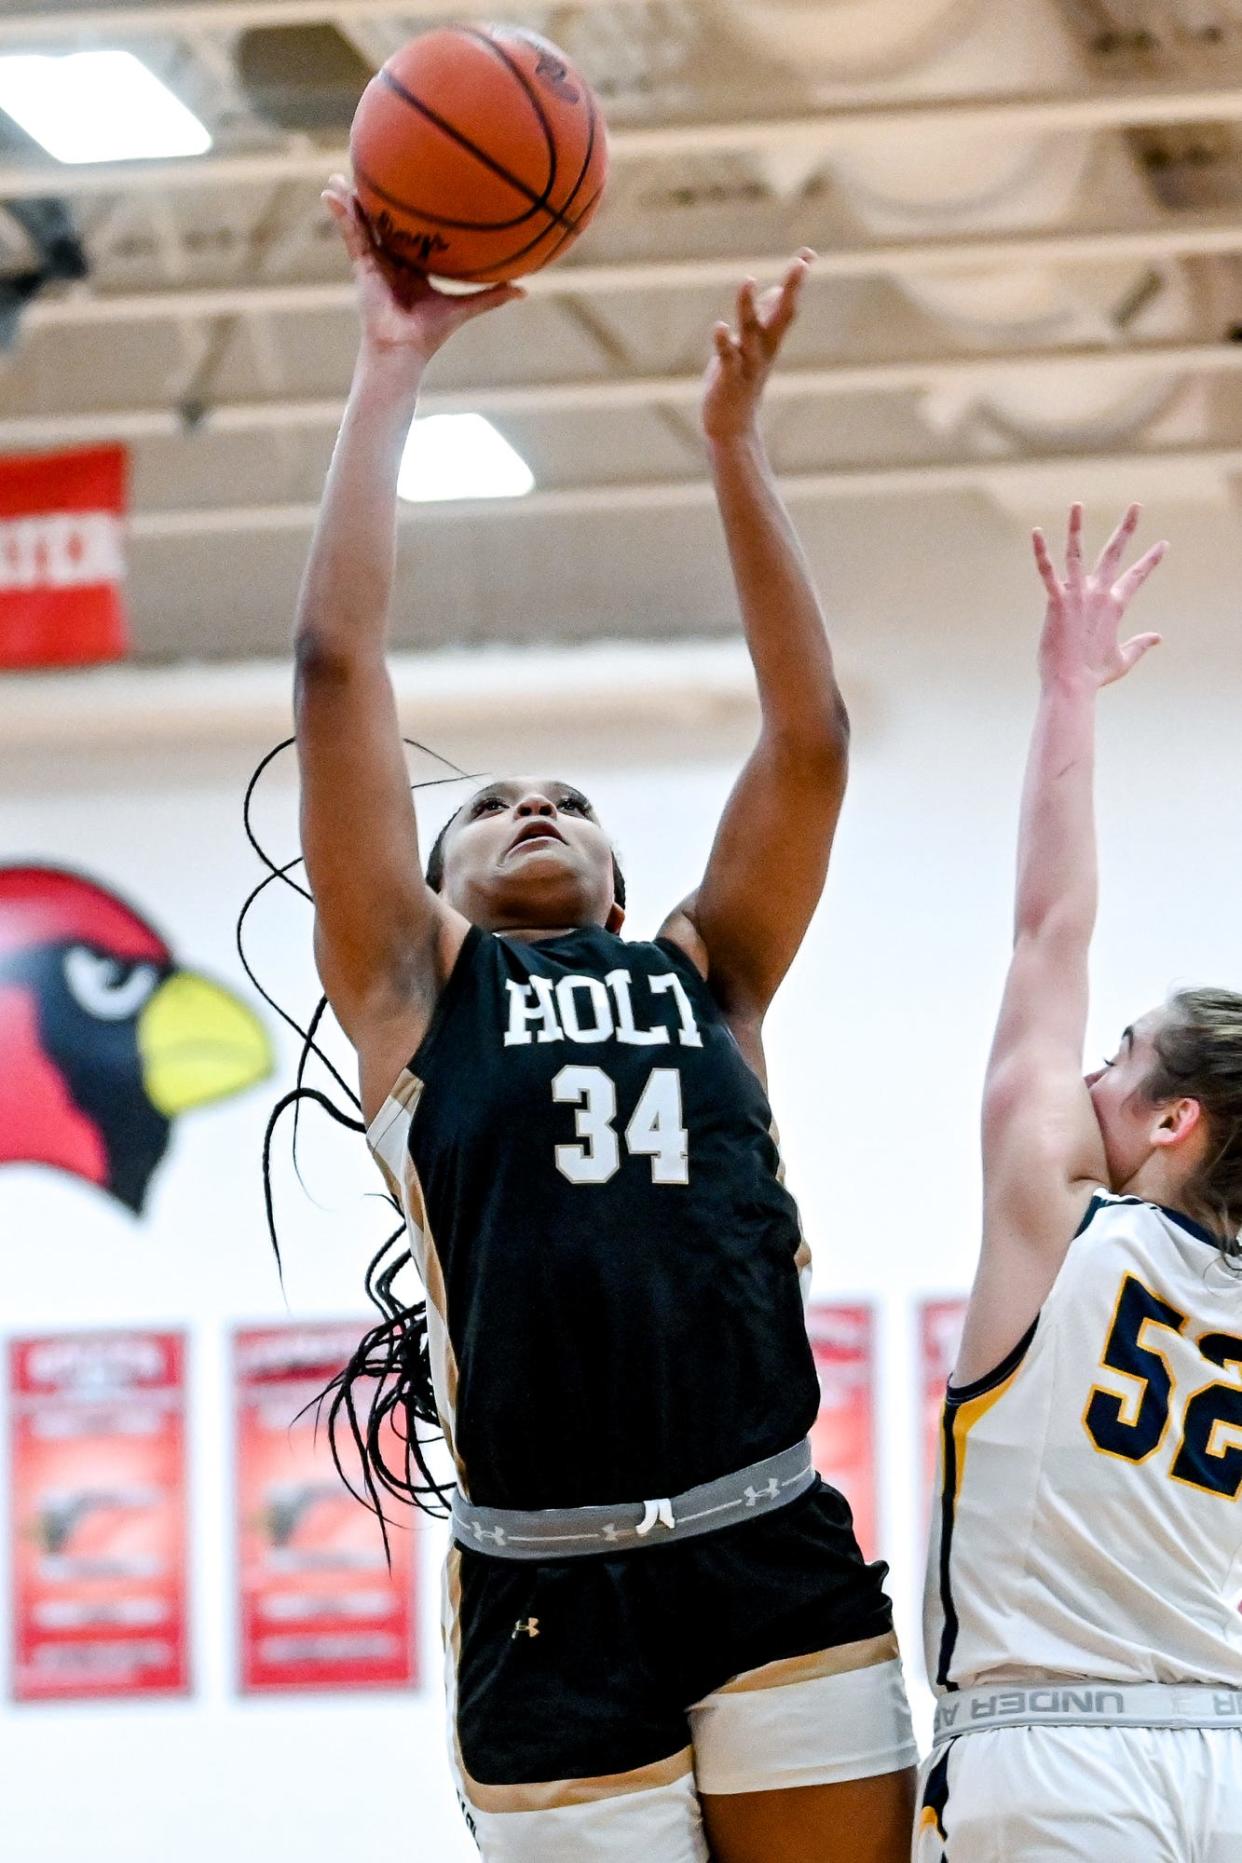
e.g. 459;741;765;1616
512;1617;540;1640
636;1497;676;1537
744;1479;780;1506
471;1521;507;1547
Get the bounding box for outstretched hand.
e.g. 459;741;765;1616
324;175;523;369
1033;503;1168;689
702;250;815;443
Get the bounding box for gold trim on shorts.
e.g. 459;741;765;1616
465;1748;696;1815
710;1630;900;1695
446;1545;696;1816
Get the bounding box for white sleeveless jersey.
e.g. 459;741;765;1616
925;1193;1242;1693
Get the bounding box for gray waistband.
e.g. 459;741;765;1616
936;1682;1242;1745
451;1439;816;1560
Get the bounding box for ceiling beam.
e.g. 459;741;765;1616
4;79;1242;197
0;639;758;757
0;0;620;38
127;442;1242;537
25;211;1242;327
4;338;1238;449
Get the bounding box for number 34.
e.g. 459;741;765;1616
552;1065;689;1186
1084;1273;1242;1499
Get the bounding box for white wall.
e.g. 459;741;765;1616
0;493;1240;1859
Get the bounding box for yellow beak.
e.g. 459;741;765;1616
137;970;273;1118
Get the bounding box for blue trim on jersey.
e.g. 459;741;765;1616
1082;1191;1225;1254
938;1320;1038;1689
1074;1191;1108;1239
935;1190;1226;1699
946;1317;1039;1407
1153;1201;1222;1252
921;1741;954;1841
935;1403;960;1692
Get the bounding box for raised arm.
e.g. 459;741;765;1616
660;255;849;1064
956;504;1167;1383
294;180;519;1116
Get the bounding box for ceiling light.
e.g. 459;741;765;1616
0;51;212;164
398;414;535;504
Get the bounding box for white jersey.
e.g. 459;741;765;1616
925;1193;1242;1693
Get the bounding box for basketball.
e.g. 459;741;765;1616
349;25;608;285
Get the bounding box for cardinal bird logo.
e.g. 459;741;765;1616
0;865;272;1214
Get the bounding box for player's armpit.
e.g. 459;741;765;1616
657;903;767;1084
295;643;466;1095
954;1235;1072;1390
956;1074;1102;1384
656;902;709;979
982;1052;1105;1198
659;727;847;1026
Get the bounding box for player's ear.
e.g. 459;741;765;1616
606;903;626;933
1152;1097;1204;1151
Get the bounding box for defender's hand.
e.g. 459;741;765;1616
1033;503;1167;690
702;250;814;444
324;175;523;371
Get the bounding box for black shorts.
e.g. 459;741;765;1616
443;1480;917;1857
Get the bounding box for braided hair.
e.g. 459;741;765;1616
241;739;475;1550
244;752;627;1553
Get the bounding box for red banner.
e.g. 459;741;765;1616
0;444;129;668
9;1330;189;1702
807;1302;877;1559
919;1298;968;1524
234;1323;419;1694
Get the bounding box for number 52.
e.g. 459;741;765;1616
1084;1273;1242;1499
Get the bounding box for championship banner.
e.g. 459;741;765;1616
0;444;129;668
9;1330;189;1702
234;1323;419;1694
807;1303;877;1559
919;1298;968;1525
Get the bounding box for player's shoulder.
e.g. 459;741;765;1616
1074;1189;1222;1251
1055;1191;1229;1308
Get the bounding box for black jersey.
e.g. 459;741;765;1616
367;924;819;1511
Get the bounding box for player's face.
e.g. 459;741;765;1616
1085;1010;1170;1190
438;778;622;931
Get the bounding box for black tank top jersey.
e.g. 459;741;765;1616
371;924;820;1511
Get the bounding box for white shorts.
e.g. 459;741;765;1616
915;1726;1242;1863
457;1644;917;1862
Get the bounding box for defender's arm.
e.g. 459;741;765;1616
960;504;1166;1382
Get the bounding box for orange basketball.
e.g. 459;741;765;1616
349;25;608;284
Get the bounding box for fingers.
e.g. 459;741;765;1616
455;281;526;324
1031;527;1062;604
1094;502;1141;586
723;250;816;359
713;319;742;366
761;248;816;349
1064;501;1085;588
1119;631;1163;674
763;253;811;347
322;175;370;266
736;277;762;352
1113;538;1169;608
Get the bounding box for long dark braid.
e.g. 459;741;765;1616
240;736;479;1552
